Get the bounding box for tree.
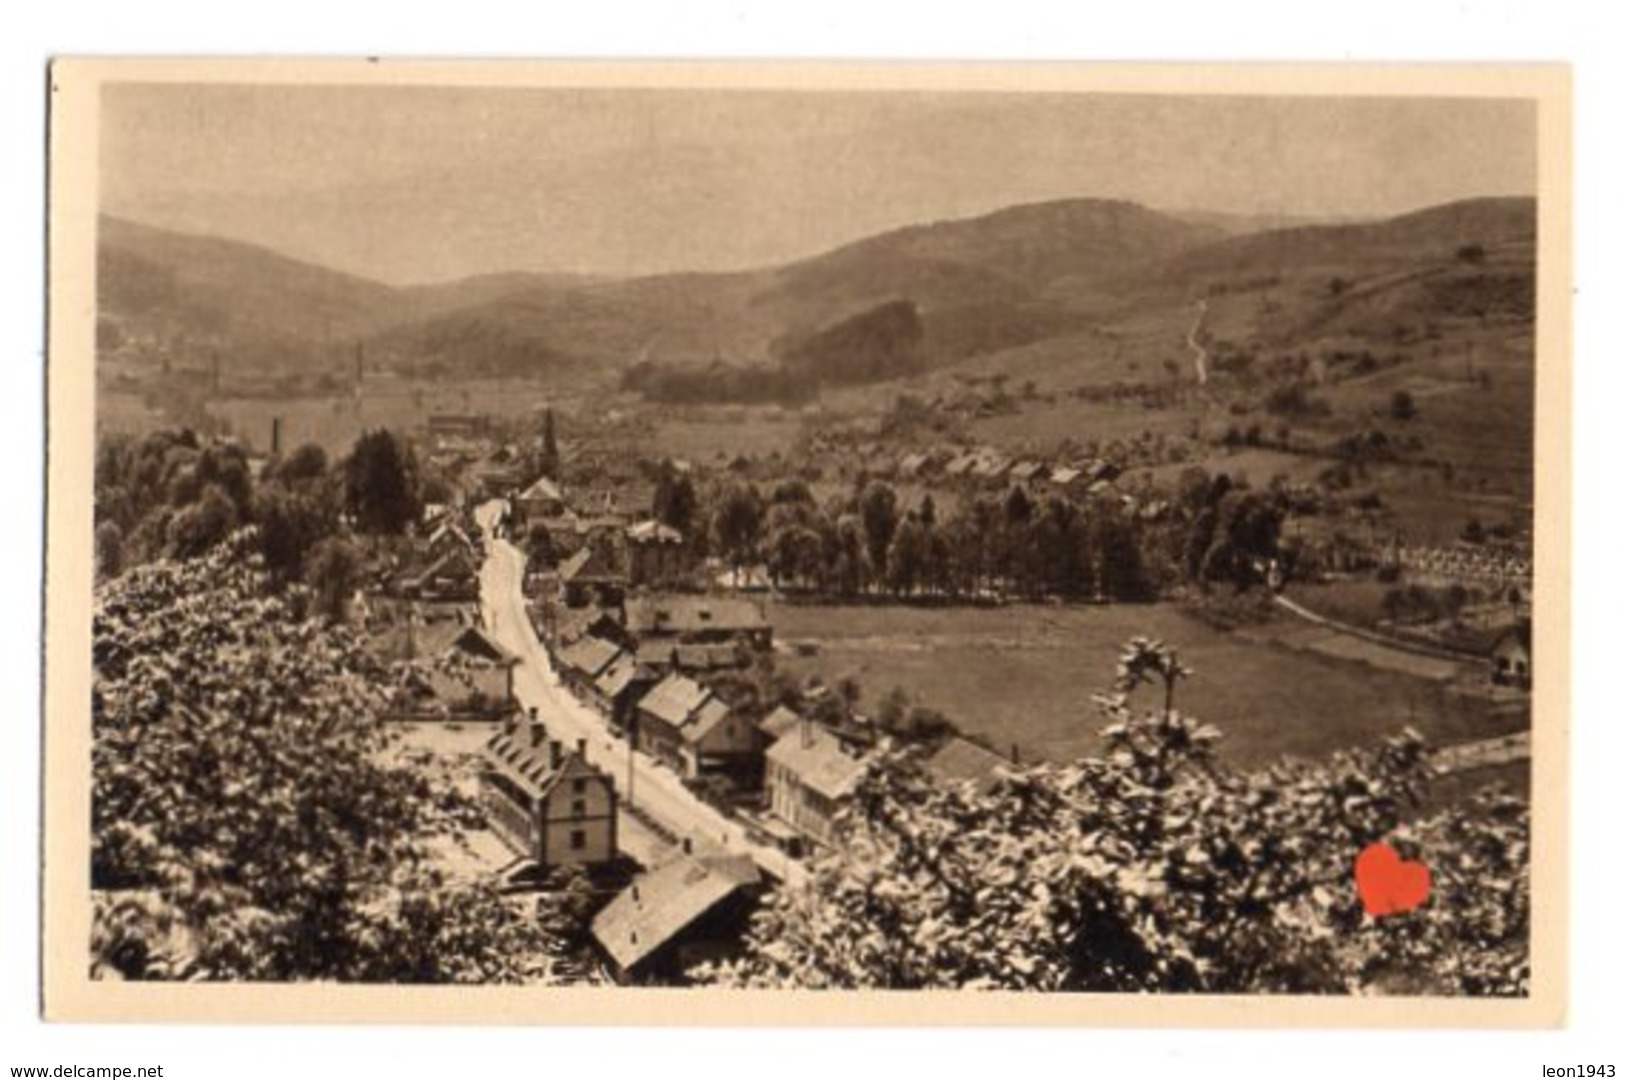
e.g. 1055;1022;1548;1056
653;463;699;537
876;686;911;732
306;536;362;621
525;521;555;569
95;521;124;581
254;487;333;582
538;408;561;480
712;482;765;586
274;443;329;485
344;429;420;536
1390;389;1418;422
91;535;580;982
859;482;900;588
886;513;929;597
167;483;238;559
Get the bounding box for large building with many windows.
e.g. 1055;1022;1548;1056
479;714;618;869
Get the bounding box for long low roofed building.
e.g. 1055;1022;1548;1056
591;850;763;984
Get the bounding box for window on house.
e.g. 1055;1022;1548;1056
572;799;587;818
569;829;588;851
572;778;587;794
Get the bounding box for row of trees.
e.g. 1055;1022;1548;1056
95;427;440;612
681;466;1286;604
699;639;1529;994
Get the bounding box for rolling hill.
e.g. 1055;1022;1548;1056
97;195;1535;396
367;198;1224;378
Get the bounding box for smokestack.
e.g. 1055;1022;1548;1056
270;416;282;456
1011;743;1020;765
503;712;517;737
529;706;539;722
576;737;587;757
681;837;693;855
549;740;563;769
529;722;545;749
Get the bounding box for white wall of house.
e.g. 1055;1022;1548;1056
540;774;616;866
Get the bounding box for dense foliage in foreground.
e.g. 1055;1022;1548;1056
701;641;1529;995
90;532;572;983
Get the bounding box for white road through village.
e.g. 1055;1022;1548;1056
473;502;806;887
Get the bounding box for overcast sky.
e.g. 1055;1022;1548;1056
100;84;1537;285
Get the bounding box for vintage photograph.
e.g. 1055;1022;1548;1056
45;61;1568;1021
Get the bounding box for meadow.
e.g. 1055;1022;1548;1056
769;600;1522;772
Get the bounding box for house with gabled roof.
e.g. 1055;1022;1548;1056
764;721;871;849
590;849;763;984
634;672;761;780
626;520;689;588
427;518;477;561
594;652;657;734
634;640;749;676
1490;621;1532;690
1009;460;1049;485
557;634;623;701
470;447;529;500
479;716;618;869
557;544;627;608
514;475;567;523
1045;465;1086;496
402;545;480;602
757;704;804;745
625;595;772;650
923;736;1013;796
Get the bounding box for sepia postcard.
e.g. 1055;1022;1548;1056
44;59;1571;1025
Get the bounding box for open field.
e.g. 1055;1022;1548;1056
644;406;810;465
202;380;574;456
769;600;1524;772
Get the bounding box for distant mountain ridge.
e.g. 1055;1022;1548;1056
96;195;1536;386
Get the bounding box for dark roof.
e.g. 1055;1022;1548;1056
595;653;649;701
559;546;624;585
482;726;602;801
625;596;768;637
449;625;518;667
413;547;477;584
634;641;748;672
1492;621;1533;655
684;697;735;745
924;736;1011;795
591;853;761;973
518;476;564;503
553;605;622;645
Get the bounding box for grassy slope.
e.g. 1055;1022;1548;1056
770;602;1521;771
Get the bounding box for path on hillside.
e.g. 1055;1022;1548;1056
474;502;805;887
1271;592;1485;669
1186;298;1209;385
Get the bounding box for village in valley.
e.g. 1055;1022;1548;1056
86;85;1538;993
